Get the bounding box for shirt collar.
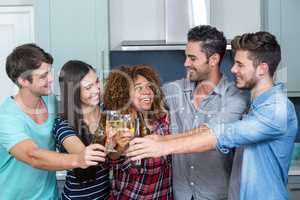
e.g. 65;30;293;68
251;83;285;107
183;75;230;96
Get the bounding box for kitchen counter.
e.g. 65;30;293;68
55;160;300;180
56;170;66;181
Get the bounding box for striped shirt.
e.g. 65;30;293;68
109;115;173;200
53;117;110;200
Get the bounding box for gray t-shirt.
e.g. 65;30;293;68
163;76;249;200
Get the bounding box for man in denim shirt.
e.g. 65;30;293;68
128;31;298;199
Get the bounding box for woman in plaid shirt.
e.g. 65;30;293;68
103;65;173;200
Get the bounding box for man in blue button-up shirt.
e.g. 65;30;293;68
128;31;298;200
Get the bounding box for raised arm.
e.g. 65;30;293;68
127;125;217;160
9;139;104;171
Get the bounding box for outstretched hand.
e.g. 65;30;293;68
77;144;106;169
126;135;169;161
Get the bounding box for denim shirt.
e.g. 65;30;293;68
211;83;298;200
163;76;249;200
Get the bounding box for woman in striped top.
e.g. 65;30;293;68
103;65;173;200
53;60;110;200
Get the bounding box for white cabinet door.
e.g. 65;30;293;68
210;0;262;40
0;6;34;103
267;0;300;96
34;0;109;95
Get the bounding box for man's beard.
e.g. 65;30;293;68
237;78;256;90
186;70;209;82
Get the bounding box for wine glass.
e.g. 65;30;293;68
115;114;135;152
105;110;121;153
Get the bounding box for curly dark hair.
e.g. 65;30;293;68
103;65;168;121
231;31;281;77
103;65;132;112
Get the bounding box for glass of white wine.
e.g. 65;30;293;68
105;110;122;152
116;114;135;151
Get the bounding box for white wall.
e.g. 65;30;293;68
109;0;262;49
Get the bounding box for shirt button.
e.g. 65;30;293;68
190;165;194;169
208;114;212;118
190;182;194;186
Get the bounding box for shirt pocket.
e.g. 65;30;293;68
204;113;218;124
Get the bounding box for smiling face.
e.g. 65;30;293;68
231;50;258;90
184;41;211;82
80;69;101;108
23;62;53;96
130;75;154;112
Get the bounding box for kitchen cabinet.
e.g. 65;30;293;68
0;0;33;5
210;0;262;40
288;176;300;200
265;0;300;96
110;0;262;49
35;0;109;95
288;160;300;200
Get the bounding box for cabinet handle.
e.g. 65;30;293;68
290;188;300;191
100;50;105;82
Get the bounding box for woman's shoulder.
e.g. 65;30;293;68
54;116;69;127
53;117;76;136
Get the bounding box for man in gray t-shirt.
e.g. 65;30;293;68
162;25;249;200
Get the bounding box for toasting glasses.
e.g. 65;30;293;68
105;110;122;153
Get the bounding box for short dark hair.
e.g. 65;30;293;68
188;25;227;62
58;60;95;145
5;43;53;86
231;31;281;77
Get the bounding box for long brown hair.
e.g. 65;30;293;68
58;60;96;145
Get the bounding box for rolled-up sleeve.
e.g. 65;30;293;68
209;102;286;151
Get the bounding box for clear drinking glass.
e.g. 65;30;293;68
91;128;106;167
92;128;105;145
116;114;135;151
105;110;121;152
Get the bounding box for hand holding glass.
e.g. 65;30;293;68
105;111;121;152
115;114;135;151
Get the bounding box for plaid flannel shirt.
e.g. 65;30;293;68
109;115;173;200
